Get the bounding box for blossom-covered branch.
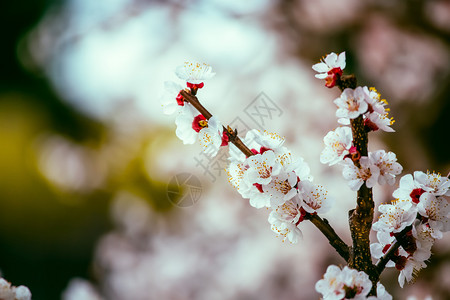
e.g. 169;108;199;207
179;89;254;157
161;54;450;299
161;60;350;260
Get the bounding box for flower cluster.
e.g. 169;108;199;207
335;86;395;133
161;62;334;244
312;52;346;88
371;171;450;287
160;62;228;157
0;277;31;300
316;53;400;190
227;129;333;243
315;265;392;300
315;51;449;295
163;54;450;299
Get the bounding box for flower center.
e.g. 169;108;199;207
192;114;208;132
343;285;358;299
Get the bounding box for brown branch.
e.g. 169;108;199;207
180;89;212;119
180;89;253;157
305;213;350;261
336;74;357;92
336;75;378;295
180;88;350;261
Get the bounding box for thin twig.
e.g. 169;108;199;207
305;213;350;261
180;90;254;157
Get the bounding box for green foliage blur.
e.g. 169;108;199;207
0;1;176;299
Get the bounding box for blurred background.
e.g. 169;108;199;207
1;0;449;299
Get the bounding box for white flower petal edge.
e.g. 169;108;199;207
334;87;369;119
160;81;184;115
268;197;304;243
198;116;223;157
320;126;353;165
416;193;450;239
372;200;417;234
367;283;393;300
342;157;380;191
315;265;372;300
299;180;334;214
245;150;282;185
312;52;346;79
175;104;198;144
175;61;215;84
369;150;403;186
0;278;32;300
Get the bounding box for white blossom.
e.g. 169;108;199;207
393;171;450;205
362;86;389;114
372;199;417;234
299;180;334;214
365;111;395;132
246;130;285;151
392;173;424;204
371;222;434;288
320;126;353;166
334;87;369;119
245;150;282;185
62;278;103;300
160;81;184;115
175;104;199;144
370;231;396;267
277;148;312;182
312;52;346;79
398;228;433;289
175;61;215;84
263;171;298;208
369;150;402;185
315;265;372;300
416;193;450;239
174;105;225;157
197;116;223;157
414;171;450;197
342;157;380;191
268;197;304;243
0;278;31;300
227;162;272;208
